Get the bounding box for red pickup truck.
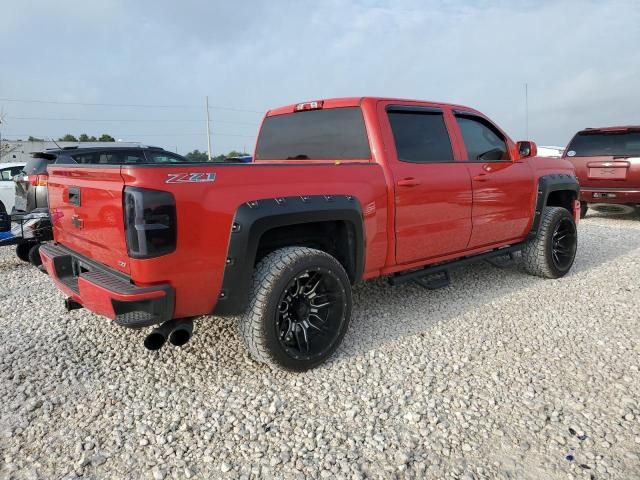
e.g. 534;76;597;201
41;97;580;370
564;126;640;217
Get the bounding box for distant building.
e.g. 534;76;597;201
0;139;142;163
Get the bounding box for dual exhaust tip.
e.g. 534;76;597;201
144;318;194;351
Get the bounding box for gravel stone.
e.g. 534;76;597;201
1;213;640;478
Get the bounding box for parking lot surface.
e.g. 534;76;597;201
1;212;639;480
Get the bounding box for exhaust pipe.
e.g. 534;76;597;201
143;318;195;351
143;320;175;351
168;318;194;347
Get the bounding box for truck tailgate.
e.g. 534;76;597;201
48;166;130;274
570;155;640;188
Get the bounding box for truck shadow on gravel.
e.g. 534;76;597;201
332;220;640;362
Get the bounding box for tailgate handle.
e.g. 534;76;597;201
68;186;81;206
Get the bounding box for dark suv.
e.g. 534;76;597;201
9;146;192;264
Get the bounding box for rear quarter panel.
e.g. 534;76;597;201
123;163;388;318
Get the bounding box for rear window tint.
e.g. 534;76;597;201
567;131;640;157
24;157;55;175
255;107;371;160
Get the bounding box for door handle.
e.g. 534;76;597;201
397;177;421;187
473;173;489;182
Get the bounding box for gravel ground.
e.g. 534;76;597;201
1;211;639;480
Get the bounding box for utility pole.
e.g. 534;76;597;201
205;96;212;161
0;108;5;161
524;83;529;139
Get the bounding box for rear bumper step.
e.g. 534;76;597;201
40;243;174;329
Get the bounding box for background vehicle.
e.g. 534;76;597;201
537;146;565;158
564;126;640;217
0;162;26;214
41;97;580;371
7;146;190;265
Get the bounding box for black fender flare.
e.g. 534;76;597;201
213;195;364;316
528;173;580;238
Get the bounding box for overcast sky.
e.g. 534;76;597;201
1;0;638;154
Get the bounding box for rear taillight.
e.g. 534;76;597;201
28;174;48;187
124;187;177;259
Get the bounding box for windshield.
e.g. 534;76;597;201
567;131;640;157
255;107;371;160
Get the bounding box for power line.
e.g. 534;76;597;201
0;97;264;113
7;115;259;126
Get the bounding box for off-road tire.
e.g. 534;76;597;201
238;246;352;371
580;202;588;219
16;243;31;262
522;206;577;279
28;243;43;267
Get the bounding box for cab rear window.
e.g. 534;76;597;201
567;131;640;157
255;107;371;160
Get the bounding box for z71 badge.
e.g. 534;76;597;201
166;172;216;184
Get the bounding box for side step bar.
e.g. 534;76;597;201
389;244;523;286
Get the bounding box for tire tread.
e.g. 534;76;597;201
238;246;349;370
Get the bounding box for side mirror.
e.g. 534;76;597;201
517;140;537;159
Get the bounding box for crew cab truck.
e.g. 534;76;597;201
563;126;640;217
41;97;580;371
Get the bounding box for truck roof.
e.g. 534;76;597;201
39;145;166;155
266;97;482;117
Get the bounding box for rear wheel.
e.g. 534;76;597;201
238;247;352;371
522;206;577;279
16;243;31;262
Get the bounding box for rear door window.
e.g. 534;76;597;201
456;116;510;162
255;107;371;160
566;131;640;157
387;109;454;163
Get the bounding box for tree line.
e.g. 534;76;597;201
185;149;249;162
27;134;116;142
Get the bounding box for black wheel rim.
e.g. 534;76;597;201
276;268;346;360
551;218;577;270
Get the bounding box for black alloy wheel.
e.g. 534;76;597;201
275;268;346;360
550;218;577;271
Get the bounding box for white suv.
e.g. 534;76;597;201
0;162;26;213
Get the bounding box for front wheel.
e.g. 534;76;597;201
522;206;577;279
238;247;352;371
